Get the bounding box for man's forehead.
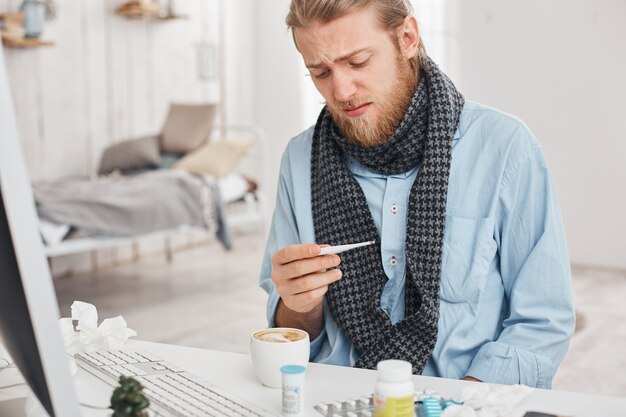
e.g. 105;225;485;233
294;8;389;66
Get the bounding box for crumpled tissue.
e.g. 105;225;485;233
442;384;534;417
60;300;138;356
25;301;137;417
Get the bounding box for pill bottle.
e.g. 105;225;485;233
280;364;306;416
373;360;415;417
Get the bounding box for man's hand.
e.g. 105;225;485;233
271;243;342;339
271;243;342;313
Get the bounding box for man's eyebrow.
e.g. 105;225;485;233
306;48;372;69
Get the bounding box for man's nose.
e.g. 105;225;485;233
332;70;357;103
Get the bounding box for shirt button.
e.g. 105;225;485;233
390;256;398;266
391;203;398;214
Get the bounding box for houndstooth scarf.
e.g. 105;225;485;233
310;57;464;373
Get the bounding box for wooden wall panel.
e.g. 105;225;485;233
2;0;219;180
39;0;88;179
127;19;151;137
82;0;109;175
4;49;42;179
108;2;133;143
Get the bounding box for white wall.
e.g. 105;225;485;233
442;0;626;269
254;0;317;205
222;0;256;128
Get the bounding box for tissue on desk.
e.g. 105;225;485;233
22;302;137;417
59;301;137;355
442;384;534;417
58;300;138;377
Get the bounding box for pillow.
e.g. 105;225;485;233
98;135;160;176
160;103;217;154
172;140;253;178
159;152;183;169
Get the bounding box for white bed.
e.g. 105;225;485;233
37;124;268;268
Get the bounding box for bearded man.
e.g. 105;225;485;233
259;0;575;388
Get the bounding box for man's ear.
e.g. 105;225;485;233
396;15;420;60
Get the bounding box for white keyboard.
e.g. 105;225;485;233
75;350;278;417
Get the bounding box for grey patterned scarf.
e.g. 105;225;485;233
310;57;464;373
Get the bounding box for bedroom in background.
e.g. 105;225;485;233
0;0;268;277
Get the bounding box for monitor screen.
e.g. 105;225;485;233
0;43;81;417
0;191;54;414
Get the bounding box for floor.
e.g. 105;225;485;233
53;232;626;398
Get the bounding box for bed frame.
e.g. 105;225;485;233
44;124;269;270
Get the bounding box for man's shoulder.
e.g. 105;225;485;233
458;101;540;152
277;126;315;179
287;125;315;151
283;125;315;163
461;101;534;136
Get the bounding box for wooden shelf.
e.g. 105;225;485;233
154;14;187;21
115;1;186;21
115;9;159;19
115;10;187;21
2;38;54;48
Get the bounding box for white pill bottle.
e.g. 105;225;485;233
373;360;415;417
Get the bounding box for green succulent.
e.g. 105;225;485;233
110;375;150;417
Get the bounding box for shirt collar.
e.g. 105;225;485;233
344;153;418;179
453;101;467;140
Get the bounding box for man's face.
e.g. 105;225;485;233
294;7;418;147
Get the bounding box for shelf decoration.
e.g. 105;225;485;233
20;0;45;38
0;10;54;48
115;1;186;21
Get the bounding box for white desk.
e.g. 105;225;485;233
2;340;626;417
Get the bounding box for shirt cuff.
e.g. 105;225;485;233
266;290;281;327
465;341;553;388
309;327;326;359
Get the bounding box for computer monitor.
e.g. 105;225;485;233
0;44;81;416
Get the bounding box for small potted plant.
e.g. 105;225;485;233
109;375;150;417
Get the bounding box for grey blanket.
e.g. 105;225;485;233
33;170;231;249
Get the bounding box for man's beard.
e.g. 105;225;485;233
327;56;418;147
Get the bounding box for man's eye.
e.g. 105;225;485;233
350;59;370;68
313;70;330;80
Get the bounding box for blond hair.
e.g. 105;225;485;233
286;0;427;69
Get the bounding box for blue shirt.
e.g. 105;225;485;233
259;101;575;389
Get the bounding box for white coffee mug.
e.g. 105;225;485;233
250;327;310;388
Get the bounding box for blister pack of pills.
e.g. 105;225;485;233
314;389;460;417
314;396;374;417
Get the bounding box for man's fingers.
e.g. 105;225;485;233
286;286;330;313
271;244;342;314
272;243;321;265
280;254;341;280
288;269;342;295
